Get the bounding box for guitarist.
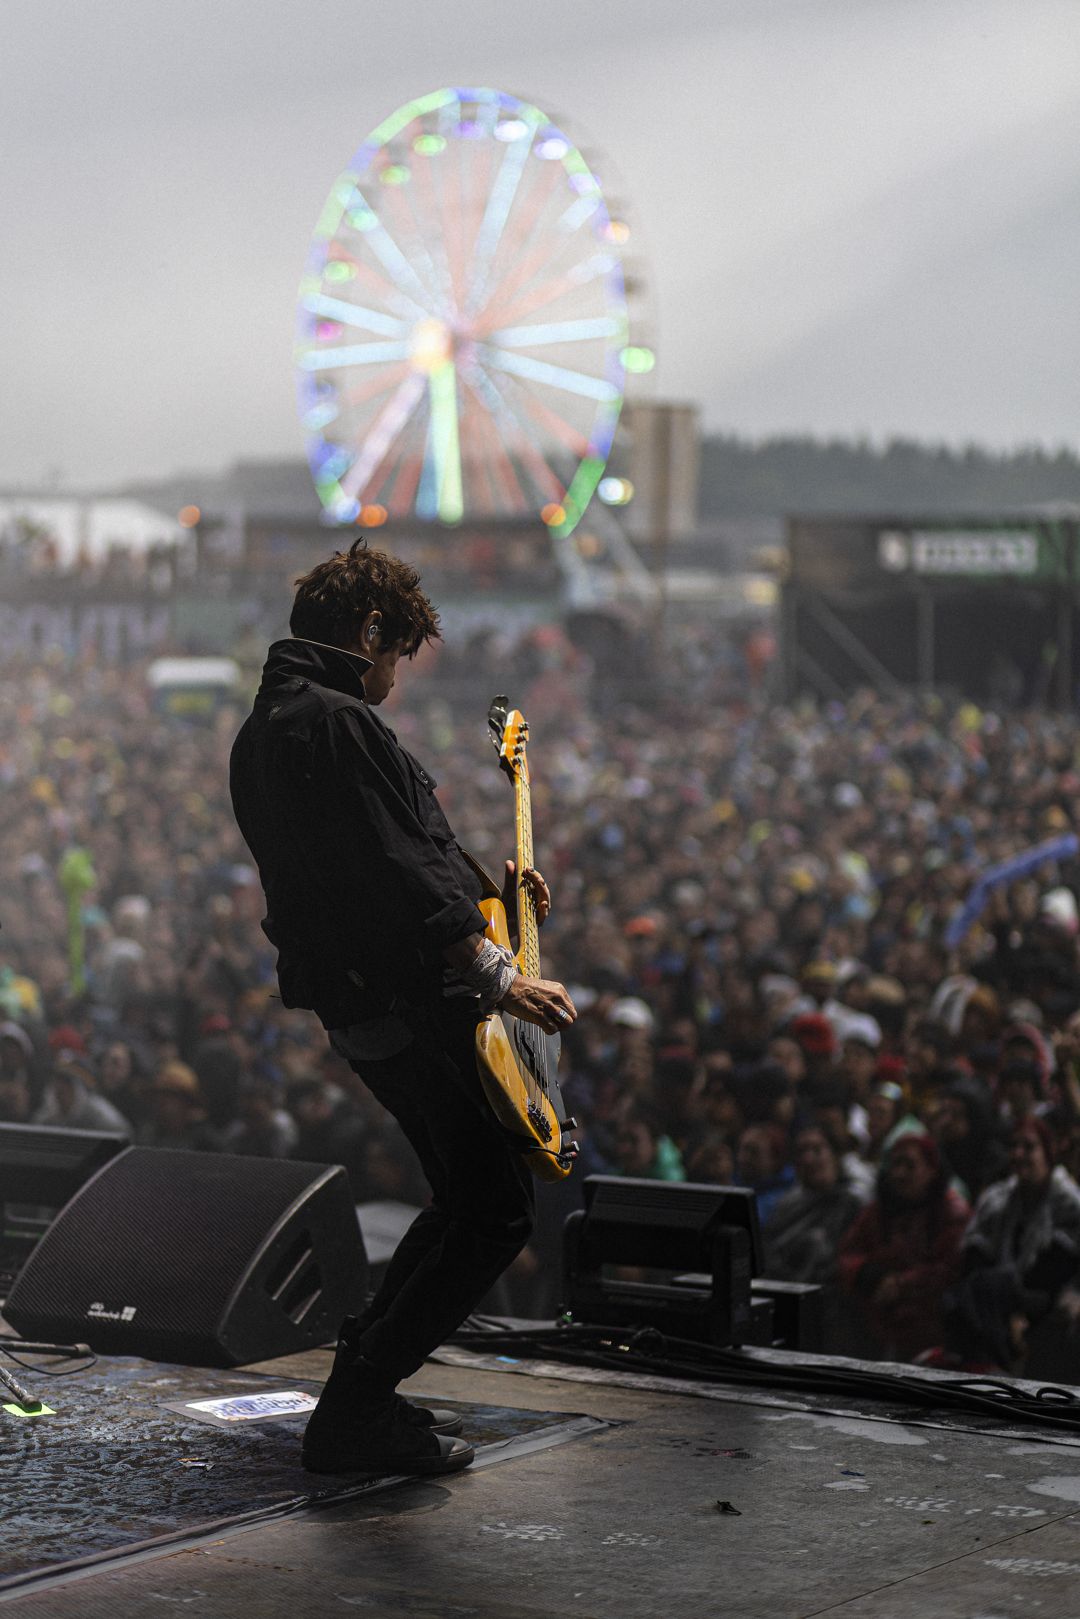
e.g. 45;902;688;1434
229;539;576;1479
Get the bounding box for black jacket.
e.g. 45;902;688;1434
229;638;485;1028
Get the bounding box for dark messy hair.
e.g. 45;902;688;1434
289;538;441;654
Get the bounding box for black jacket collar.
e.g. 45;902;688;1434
258;638;373;703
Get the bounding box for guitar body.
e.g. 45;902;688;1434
475;895;574;1182
469;701;577;1182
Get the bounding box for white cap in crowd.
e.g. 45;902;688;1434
837;1012;882;1050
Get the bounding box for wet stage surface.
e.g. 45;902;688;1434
0;1355;602;1597
6;1344;1080;1617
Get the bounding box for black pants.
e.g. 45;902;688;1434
342;1008;535;1383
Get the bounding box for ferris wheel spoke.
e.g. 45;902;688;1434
481;224;600;335
301;294;408;337
468;365;564;505
339;359;412;412
420;95;466;305
428;142;466;317
366;409;428;511
478;345;619;402
416;360;464;523
432;358;464;522
338;371;428;502
558;194;601;232
381;180;448;314
300;341;411;372
458;390;496;515
471;170;595;325
436;180;468;319
475;251;619;335
489;316;624;348
464;136;499;303
349;190;441;310
476;380;517;515
403;158;455;318
389;451;424;518
431;130;464;318
321;248;430;324
448;129;482;317
495;369;592;459
463;373;531;512
463;118;538;319
469;167;562;326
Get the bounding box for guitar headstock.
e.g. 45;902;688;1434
487;694;530;785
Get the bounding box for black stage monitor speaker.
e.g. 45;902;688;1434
3;1147;368;1367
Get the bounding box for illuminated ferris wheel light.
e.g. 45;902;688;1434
598;477;634;506
621;346;656;374
295;87;653;536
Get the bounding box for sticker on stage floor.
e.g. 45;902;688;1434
180;1390;320;1423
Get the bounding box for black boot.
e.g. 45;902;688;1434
316;1317;464;1435
301;1321;473;1477
390;1390;464;1436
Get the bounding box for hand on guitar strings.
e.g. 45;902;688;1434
498;972;577;1036
502;861;552;927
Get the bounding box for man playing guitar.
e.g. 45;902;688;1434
229;539;576;1477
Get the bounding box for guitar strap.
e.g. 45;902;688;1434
460;848;503;900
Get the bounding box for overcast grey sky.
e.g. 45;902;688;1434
3;0;1078;487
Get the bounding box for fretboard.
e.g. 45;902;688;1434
515;770;542;978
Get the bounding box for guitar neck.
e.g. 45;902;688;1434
514;772;542;978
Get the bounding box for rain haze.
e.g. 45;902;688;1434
3;0;1078;488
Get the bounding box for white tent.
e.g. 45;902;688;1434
0;495;189;565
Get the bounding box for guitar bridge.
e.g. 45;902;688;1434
526;1101;553;1142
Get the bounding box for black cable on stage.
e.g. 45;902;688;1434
1;1343;97;1378
448;1321;1080;1435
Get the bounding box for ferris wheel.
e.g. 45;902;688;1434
295;87;652;540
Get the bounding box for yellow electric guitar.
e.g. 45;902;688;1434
473;696;578;1182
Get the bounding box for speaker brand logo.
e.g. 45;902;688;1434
87;1302;137;1322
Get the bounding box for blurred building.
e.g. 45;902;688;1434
616;401;781;625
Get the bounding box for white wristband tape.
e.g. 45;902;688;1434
459;937;518;1013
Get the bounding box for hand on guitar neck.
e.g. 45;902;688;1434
501;861;551;938
494;863;575;1032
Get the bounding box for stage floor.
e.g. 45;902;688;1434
6;1342;1080;1618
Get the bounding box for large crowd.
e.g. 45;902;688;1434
5;626;1080;1380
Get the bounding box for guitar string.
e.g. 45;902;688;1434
515;764;550;1101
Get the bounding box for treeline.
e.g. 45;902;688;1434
698;435;1080;519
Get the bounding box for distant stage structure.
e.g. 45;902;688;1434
780;510;1080;705
295;87;653;541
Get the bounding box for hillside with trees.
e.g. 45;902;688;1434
698;436;1080;519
